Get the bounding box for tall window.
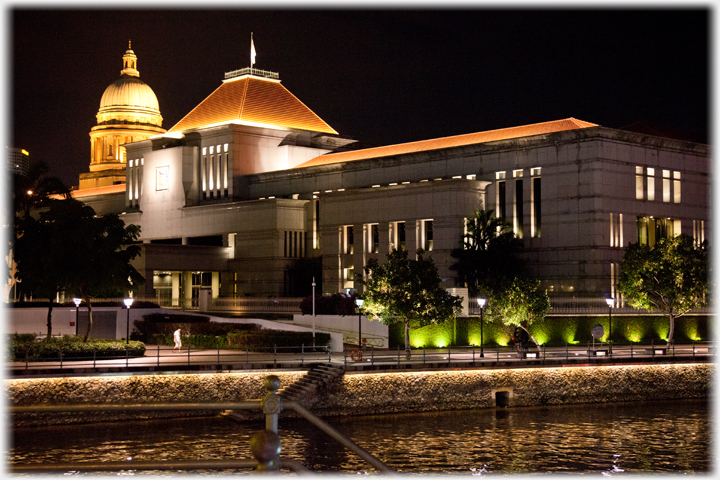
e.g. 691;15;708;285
610;213;623;247
422;220;434;251
663;170;671;202
389;221;406;251
673;171;681;203
369;224;379;253
496;171;506;220
513;169;523;239
646;168;655;201
345;225;354;254
635;166;644;199
530;167;541;238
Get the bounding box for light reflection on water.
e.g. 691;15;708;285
8;399;711;475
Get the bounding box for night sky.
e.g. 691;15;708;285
10;7;710;188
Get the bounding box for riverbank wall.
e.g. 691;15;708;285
7;362;711;427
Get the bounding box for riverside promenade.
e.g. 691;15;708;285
7;341;714;377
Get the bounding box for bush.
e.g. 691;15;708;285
227;330;331;351
132;315;261;342
9;336;145;362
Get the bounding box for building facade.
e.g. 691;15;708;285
7;147;30;176
77;66;711;307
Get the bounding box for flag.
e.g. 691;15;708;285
250;33;257;67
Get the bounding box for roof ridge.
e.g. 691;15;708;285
167;83;226;132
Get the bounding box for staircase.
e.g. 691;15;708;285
278;363;345;404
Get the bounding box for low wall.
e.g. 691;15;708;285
292;315;388;348
7;363;711;428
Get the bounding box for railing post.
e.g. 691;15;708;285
344;349;347;368
371;345;374;365
448;345;451;363
652;339;655;358
246;347;249;366
126;347;129;368
397;345;400;365
631;342;633;358
328;346;331;363
301;344;304;366
250;430;281;472
496;343;499;361
273;345;277;366
566;342;568;360
188;344;191;365
25;350;28;371
59;349;62;369
261;375;283;434
423;345;426;364
472;345;475;363
693;340;695;358
93;348;96;369
588;341;591;359
157;345;160;367
542;344;546;363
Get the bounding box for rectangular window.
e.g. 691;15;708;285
313;200;320;249
646;168;655;201
635;166;644;200
610;213;623;247
531;172;541;238
345;225;354;254
343;266;354;289
514;178;524;239
674;171;681;203
637;216;675;247
370;224;379;253
663;170;671;202
423;220;434;251
498;181;506;220
201;156;207;192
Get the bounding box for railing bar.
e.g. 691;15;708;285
10;401;261;414
285;400;394;473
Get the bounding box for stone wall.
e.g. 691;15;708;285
7;363;711;428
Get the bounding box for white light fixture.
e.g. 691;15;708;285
356;298;364;307
477;298;486;308
606;297;614;307
73;298;81;307
124;298;134;308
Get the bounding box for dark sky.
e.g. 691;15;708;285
10;8;710;188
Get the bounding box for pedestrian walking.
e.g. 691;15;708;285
173;328;182;353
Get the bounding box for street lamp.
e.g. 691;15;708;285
477;298;486;357
606;297;614;354
312;277;316;347
73;298;81;336
124;298;134;344
355;298;364;351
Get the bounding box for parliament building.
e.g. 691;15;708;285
74;45;711;308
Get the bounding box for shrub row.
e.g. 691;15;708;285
7;334;146;362
147;330;331;352
132;316;260;339
389;315;712;348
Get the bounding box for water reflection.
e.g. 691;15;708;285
8;399;711;475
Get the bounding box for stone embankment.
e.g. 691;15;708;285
7;363;711;428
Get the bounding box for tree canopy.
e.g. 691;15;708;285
359;248;462;358
616;234;709;345
450;208;524;298
13;198;144;341
489;276;550;350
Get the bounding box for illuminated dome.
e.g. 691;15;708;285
81;42;166;190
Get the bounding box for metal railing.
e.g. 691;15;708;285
211;297;303;314
467;297;714;316
8;375;393;474
8;344;333;374
341;341;715;366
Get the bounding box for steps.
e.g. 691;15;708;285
278;363;345;404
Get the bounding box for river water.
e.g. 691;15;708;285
8;399;712;475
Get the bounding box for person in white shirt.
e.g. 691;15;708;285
173;328;182;353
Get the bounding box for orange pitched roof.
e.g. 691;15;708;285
294;117;598;169
168;76;338;135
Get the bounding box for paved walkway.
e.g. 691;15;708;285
7;342;713;376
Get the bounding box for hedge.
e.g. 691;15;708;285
388;315;713;348
7;334;146;362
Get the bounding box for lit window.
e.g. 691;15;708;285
345;226;354;254
496;171;506;180
209;146;214;154
636;216;677;246
646;168;655;201
390;221;406;251
202;147;207;155
674;171;681;203
513;169;523;178
422;220;434;251
531;169;541;238
466;174;476;180
224;143;229;152
662;170;671;202
635;166;644;200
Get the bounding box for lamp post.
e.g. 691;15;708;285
124;298;134;344
477;298;486;357
606;297;614;354
355;298;364;350
73;298;81;336
312;277;316;347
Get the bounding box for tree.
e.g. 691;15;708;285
450;208;524;299
13;210;68;339
359;248;462;359
490;277;550;351
616;234;709;346
13;198;144;341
